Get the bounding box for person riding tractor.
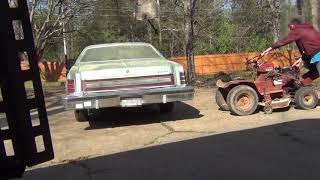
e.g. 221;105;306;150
259;18;320;84
215;18;320;115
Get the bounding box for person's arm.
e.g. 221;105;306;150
292;57;303;67
253;47;272;60
271;30;301;49
260;47;273;57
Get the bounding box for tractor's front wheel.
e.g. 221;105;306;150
215;88;229;111
294;87;318;110
227;85;259;116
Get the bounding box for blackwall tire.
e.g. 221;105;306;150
216;88;229;111
74;109;89;122
294;87;318;110
227;85;259;116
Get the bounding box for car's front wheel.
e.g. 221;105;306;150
159;102;175;113
74;109;89;122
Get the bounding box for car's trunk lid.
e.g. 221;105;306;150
78;59;175;92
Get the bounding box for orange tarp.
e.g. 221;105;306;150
170;50;300;75
19;50;301;82
21;61;66;82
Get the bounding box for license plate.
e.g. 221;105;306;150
121;98;143;107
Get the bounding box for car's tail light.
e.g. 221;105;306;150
66;80;75;94
180;72;187;85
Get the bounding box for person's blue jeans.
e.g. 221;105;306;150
311;52;320;75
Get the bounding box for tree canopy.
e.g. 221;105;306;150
29;0;318;61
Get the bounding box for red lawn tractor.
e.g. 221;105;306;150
215;56;319;116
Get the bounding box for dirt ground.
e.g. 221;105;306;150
17;88;320;180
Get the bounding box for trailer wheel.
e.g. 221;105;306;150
263;105;273;114
294;87;318;110
74;109;89;122
215;88;229;111
227;85;259;116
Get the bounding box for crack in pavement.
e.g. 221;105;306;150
161;122;216;134
56;156;92;180
68;160;112;179
144;122;216;146
273;123;307;145
160;122;175;132
68;160;93;180
278;131;306;145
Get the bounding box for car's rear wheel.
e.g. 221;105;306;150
216;88;229;111
227;85;259;116
159;102;175;113
74;109;89;122
295;87;318;110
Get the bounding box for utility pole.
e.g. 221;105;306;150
156;0;162;48
62;24;68;62
61;5;68;62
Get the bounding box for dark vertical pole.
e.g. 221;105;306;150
185;0;197;84
0;0;54;178
0;1;34;177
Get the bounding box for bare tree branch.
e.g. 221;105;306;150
30;0;97;60
29;0;39;24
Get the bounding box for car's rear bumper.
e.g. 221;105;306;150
63;86;194;110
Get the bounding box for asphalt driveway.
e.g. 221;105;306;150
12;88;320;180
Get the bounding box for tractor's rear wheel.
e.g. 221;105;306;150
216;88;229;111
227;85;259;116
294;87;318;110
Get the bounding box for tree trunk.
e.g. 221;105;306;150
267;0;281;42
297;0;303;16
183;0;197;84
273;13;281;42
311;0;319;30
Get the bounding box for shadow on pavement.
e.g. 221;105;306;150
22;118;320;180
86;102;203;130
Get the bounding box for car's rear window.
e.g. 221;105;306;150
80;45;162;62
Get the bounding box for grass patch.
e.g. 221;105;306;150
312;79;320;90
24;81;64;91
313;79;320;85
25;81;64;97
0;81;64;101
